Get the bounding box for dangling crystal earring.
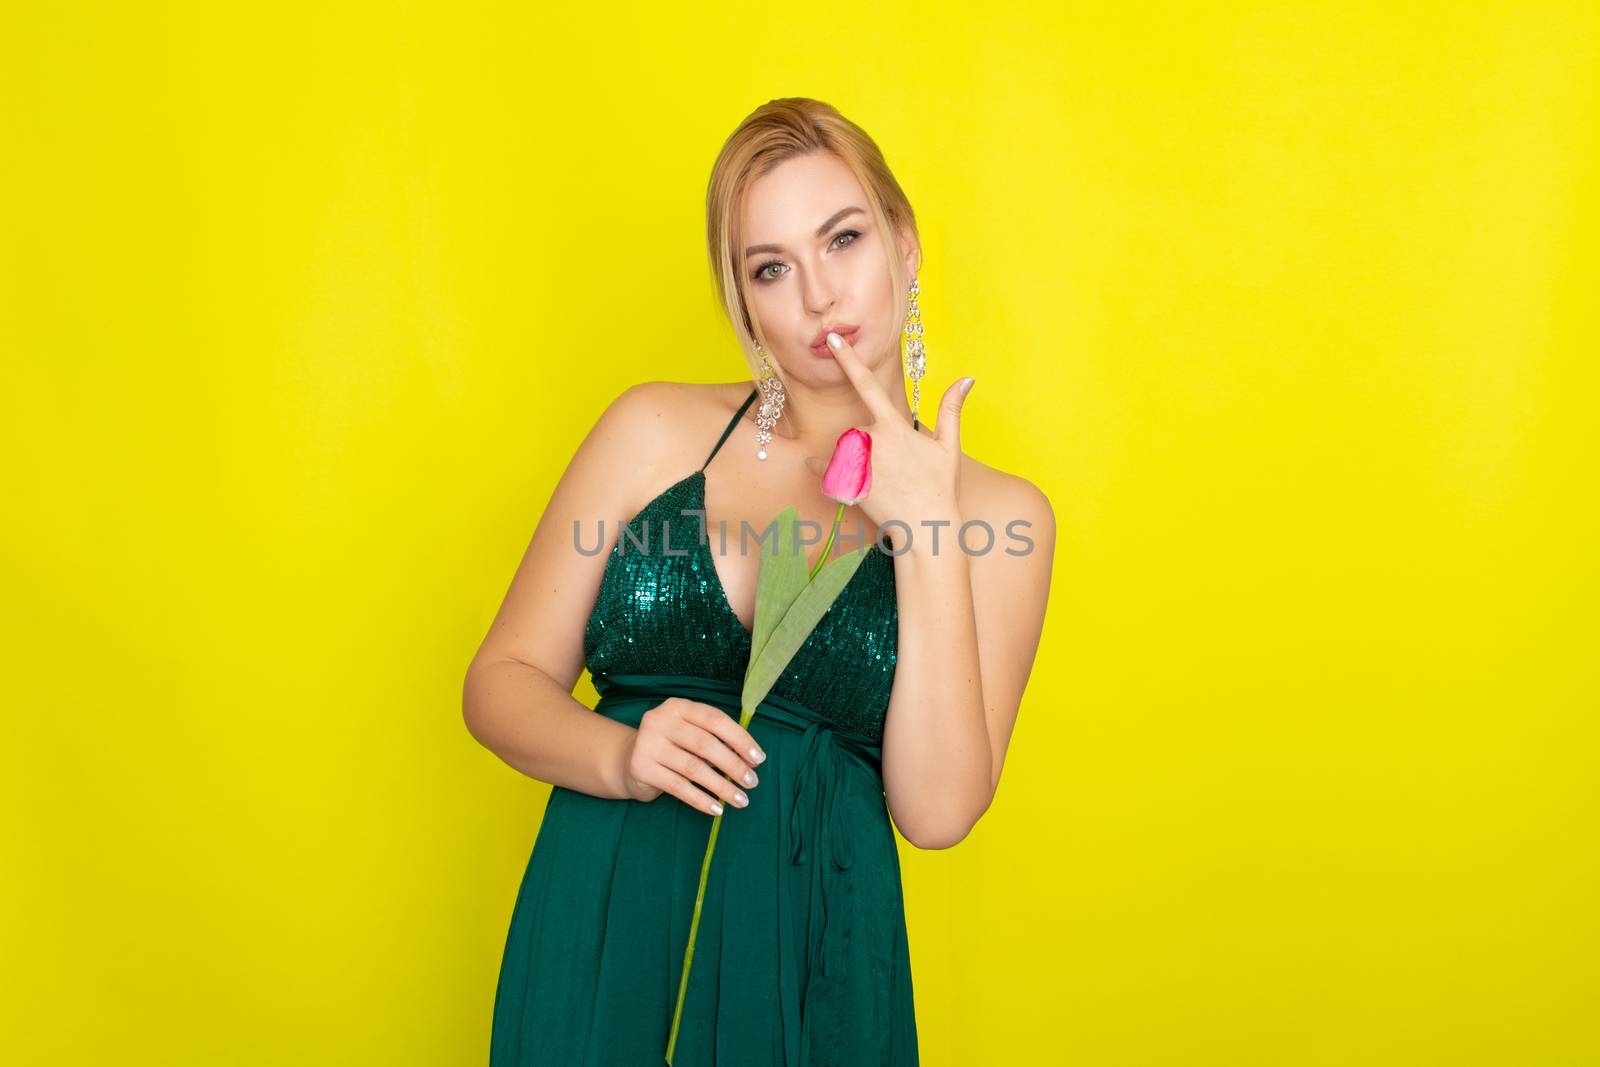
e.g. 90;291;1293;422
754;343;786;461
902;276;926;431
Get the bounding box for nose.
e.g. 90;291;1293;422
800;257;837;318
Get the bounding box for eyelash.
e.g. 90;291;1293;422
750;229;863;284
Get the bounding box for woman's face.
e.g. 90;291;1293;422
739;151;917;384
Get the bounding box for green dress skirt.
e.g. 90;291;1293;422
490;389;919;1066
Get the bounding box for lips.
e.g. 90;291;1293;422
809;324;860;356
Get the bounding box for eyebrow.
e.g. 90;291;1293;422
744;206;866;258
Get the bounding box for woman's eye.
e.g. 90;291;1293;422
750;230;863;283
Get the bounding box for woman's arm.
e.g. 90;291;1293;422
462;382;677;799
881;473;1056;849
808;333;1057;850
463;657;636;799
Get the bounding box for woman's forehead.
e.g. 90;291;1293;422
741;153;864;232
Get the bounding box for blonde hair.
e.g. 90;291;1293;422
705;97;921;389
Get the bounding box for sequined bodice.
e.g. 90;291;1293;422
582;391;899;741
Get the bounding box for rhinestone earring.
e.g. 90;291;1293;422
903;276;926;431
754;343;786;461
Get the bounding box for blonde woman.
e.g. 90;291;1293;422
465;97;1054;1065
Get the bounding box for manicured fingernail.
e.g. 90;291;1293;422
960;376;975;395
750;747;765;763
826;332;842;350
710;802;724;815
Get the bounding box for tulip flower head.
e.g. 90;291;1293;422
820;428;872;506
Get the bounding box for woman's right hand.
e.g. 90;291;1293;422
621;698;766;815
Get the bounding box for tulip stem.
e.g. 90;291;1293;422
665;505;844;1063
666;749;730;1064
810;503;847;582
666;702;763;1064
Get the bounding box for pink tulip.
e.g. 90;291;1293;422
820;428;872;506
667;425;878;1063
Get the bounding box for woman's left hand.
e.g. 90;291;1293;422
802;329;975;534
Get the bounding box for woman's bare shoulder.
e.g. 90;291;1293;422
608;378;749;432
959;450;1053;533
592;379;751;481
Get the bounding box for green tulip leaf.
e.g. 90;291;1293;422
741;543;870;711
748;507;811;665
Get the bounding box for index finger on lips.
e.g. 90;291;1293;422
825;330;898;423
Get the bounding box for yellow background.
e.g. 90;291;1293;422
4;3;1595;1064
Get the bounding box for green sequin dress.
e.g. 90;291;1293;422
490;388;919;1066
